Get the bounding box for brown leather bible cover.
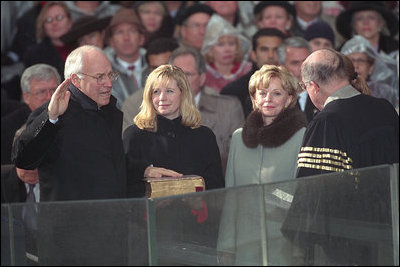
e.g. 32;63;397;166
143;175;205;198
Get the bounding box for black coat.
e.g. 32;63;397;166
123;115;224;197
1;103;31;164
23;37;66;79
12;85;127;201
221;65;257;118
1;164;27;203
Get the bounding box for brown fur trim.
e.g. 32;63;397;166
242;108;307;148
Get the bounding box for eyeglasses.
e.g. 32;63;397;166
184;71;198;78
350;58;371;66
79;71;119;84
298;81;309;91
299;80;319;91
44;14;65;24
184;22;208;31
29;88;56;99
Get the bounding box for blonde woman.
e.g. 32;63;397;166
217;64;307;265
123;64;224;197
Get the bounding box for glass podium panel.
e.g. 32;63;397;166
2;164;398;265
2;198;149;265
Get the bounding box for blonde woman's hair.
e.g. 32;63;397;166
248;64;300;110
134;64;201;132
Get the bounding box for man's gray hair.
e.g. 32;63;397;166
168;45;206;74
64;45;105;79
301;48;347;86
20;64;61;93
277;37;312;65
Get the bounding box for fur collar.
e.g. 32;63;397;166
242;108;307;148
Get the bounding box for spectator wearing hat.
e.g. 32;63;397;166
60;15;111;49
304;20;335;52
201;14;252;93
175;3;215;51
336;1;399;55
253;1;296;36
341;35;399;111
103;7;147;110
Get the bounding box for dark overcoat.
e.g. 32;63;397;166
123;115;224;197
12;85;127;202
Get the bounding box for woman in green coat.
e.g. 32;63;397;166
217;65;307;265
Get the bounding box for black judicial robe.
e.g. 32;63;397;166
281;87;399;265
296;90;398;177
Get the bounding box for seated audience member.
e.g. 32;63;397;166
253;1;295;37
1;64;60;164
291;1;331;38
221;28;286;117
341;35;399;110
277;36;317;123
134;1;174;49
122;37;180;131
218;64;307;265
103;7;147;109
123;64;224;197
304;20;335;51
23;1;73;78
201;14;252;93
205;0;257;38
169;46;245;176
64;1;120;21
60;15;111;49
342;53;371;96
336;2;399;55
175;3;215;51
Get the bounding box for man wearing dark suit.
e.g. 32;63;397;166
1;64;60;165
277;36;318;123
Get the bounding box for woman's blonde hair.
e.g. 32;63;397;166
36;1;71;41
134;64;201;132
248;64;300;110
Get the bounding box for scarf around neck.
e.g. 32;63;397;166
242;108;307;148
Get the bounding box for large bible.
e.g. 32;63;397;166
143;175;205;198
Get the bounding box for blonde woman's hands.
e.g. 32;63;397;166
144;166;183;178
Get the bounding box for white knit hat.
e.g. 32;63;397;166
201;14;251;60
